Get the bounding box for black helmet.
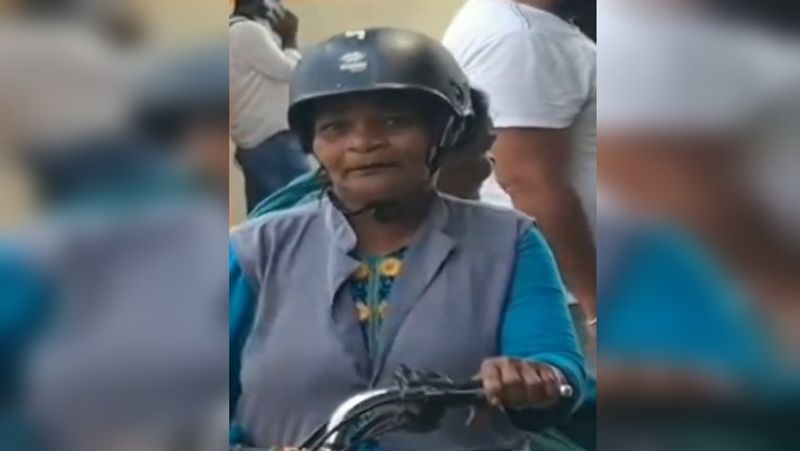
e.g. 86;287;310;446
288;28;474;164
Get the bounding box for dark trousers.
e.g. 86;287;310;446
235;131;310;213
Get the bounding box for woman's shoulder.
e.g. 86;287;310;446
439;194;536;228
230;201;320;243
438;195;537;252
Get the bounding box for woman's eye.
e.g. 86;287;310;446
384;116;407;128
319;121;345;134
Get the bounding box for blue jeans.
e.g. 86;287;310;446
235;131;310;213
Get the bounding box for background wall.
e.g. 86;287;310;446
290;0;464;43
228;0;465;225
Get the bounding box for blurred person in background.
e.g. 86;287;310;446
0;44;230;451
1;12;145;447
230;28;587;450
138;47;231;195
720;0;800;368
599;0;800;380
230;0;310;212
597;1;799;448
443;0;598;347
0;0;142;170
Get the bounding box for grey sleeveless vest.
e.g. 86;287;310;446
230;194;533;450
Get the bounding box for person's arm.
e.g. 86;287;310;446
230;21;301;82
493;129;596;318
503;227;587;407
229;242;257;446
466;31;597;319
599;227;774;401
478;227;587;430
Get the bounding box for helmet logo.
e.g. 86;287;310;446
339;51;368;73
344;30;366;40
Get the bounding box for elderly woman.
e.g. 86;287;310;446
229;28;586;450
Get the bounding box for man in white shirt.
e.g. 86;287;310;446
230;0;309;212
443;0;597;328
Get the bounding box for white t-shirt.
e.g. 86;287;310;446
599;1;800;241
598;2;765;133
229;17;302;149
443;0;597;233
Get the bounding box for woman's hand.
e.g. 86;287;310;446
478;357;567;409
268;7;299;49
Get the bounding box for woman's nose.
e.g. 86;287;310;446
346;122;387;154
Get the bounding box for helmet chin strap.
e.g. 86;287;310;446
326;181;435;224
428;116;457;171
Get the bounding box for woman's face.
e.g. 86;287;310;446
312;93;435;206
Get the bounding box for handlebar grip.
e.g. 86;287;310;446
450;379;485;391
460;379;574;398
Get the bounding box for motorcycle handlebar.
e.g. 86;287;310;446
407;378;573;402
232;377;574;451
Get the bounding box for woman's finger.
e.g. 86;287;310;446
534;364;561;404
479;359;504;408
497;358;529;409
518;363;548;407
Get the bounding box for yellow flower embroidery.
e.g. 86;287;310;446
353;263;371;280
356;302;371;322
379;257;403;278
377;302;389;319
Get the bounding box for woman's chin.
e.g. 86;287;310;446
341;178;397;201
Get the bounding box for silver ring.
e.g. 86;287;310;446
558;384;574;398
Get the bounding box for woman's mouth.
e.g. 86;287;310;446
348;162;399;175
